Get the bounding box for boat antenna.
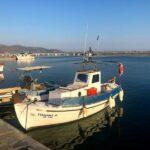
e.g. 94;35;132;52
97;34;100;50
83;24;88;56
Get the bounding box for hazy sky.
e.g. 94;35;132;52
0;0;150;50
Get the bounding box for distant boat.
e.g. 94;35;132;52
15;53;35;61
0;64;4;72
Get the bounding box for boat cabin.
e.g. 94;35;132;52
49;70;101;101
74;70;101;91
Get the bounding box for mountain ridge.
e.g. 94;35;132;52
0;44;63;53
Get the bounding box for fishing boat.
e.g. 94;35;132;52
15;53;35;61
0;66;54;106
14;48;124;130
17;65;57;102
0;64;4;72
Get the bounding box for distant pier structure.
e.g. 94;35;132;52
33;52;82;57
0;52;82;59
1;50;150;59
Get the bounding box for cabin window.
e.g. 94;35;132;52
92;74;99;83
76;74;88;83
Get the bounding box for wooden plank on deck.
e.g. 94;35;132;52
0;87;21;94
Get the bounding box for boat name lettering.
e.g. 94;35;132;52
38;113;57;118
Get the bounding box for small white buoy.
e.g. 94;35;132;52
119;89;124;102
109;96;115;108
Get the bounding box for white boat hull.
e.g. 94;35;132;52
14;94;118;130
16;56;34;60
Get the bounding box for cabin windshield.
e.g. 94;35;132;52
76;74;88;83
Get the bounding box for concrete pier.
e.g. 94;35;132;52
0;119;50;150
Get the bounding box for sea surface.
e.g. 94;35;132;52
0;56;150;150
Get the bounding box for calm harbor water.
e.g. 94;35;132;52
0;56;150;150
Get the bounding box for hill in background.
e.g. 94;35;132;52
0;44;63;53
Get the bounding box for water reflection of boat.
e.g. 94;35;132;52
0;64;4;72
28;106;123;150
0;73;4;80
16;58;34;64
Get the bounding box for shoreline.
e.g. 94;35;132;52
0;52;150;61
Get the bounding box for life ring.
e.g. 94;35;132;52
118;63;124;76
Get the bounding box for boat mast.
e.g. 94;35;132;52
83;24;88;56
97;34;100;50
